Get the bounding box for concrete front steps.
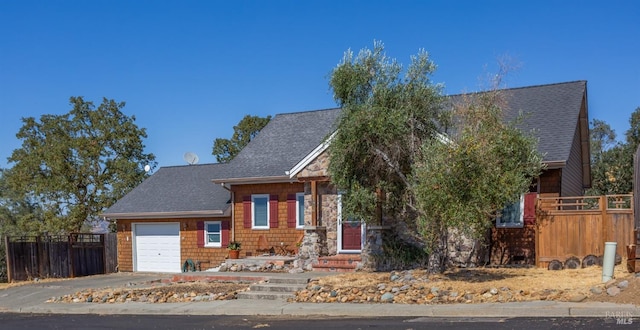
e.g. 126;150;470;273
237;276;310;301
312;254;362;272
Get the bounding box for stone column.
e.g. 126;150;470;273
360;225;389;271
296;226;327;271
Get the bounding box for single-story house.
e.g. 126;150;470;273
103;80;591;272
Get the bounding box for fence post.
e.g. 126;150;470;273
4;236;11;283
101;234;106;274
68;234;75;278
600;196;607;251
534;197;540;267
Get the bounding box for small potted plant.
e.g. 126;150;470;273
227;241;241;259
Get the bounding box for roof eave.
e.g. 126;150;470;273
102;209;229;220
212;175;295;185
543;160;566;169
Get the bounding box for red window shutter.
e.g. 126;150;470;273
243;195;252;228
269;194;279;228
197;221;204;248
523;192;537;225
287;194;297;228
221;221;230;247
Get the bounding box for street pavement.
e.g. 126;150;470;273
1;272;639;319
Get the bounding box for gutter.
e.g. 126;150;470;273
211;175;295;185
101;209;227;220
542;160;566;169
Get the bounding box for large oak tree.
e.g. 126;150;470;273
4;97;156;233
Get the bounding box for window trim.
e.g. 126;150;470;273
296;192;305;229
252;194;270;229
204;221;222;247
496;195;525;228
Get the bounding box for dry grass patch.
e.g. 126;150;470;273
0;277;67;290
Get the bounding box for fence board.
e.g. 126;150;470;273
6;233;117;282
536;195;634;268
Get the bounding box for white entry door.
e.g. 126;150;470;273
134;223;181;272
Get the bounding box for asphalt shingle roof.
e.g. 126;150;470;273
449;80;587;163
224;108;342;179
102;163;232;217
104;81;586;216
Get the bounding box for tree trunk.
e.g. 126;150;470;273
426;228;448;273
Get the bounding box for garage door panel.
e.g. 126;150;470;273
134;223;181;273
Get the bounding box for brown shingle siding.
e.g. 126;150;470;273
116;217;231;272
231;183;304;256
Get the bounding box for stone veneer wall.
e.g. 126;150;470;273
317;182;339;255
296;226;327;271
297;150;330;178
446;228;488;268
359;226;387;271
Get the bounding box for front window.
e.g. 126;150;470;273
252;194;269;229
496;195;524;228
205;221;221;247
296;193;305;228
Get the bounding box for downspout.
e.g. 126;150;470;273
220;183;235;242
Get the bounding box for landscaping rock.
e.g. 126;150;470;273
606;286;621;297
381;292;394;302
590;286;603;295
617;280;629;290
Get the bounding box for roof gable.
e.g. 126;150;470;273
219;108;341;181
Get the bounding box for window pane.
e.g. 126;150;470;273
208;233;220;243
498;198;523;226
207;223;220;232
254;197;268;226
297;194;304;226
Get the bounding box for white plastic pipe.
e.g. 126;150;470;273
602;241;617;282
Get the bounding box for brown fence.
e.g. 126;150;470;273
634;144;640;229
535;195;634;268
4;233;117;282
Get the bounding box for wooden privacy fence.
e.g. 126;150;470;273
4;233;117;282
536;195;634;268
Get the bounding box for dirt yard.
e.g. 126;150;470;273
6;265;638;305
295;265;640;305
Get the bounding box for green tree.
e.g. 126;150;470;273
328;41;543;272
0;168;46;235
587;119;622;195
413;90;544;271
212;115;271;162
588;107;640;195
4;97;156;233
328;41;444;224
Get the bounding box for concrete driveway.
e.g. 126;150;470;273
0;273;170;312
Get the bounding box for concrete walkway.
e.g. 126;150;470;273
1;272;639;319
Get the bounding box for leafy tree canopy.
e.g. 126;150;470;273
3;97;156;233
328;41;544;272
212;114;271;162
414;90;544;249
328;41;445;222
588;107;640;195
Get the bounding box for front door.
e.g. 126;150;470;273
337;192;363;253
341;219;362;251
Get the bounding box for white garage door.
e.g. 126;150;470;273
134;223;181;272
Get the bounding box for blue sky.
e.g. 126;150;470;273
1;0;638;169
